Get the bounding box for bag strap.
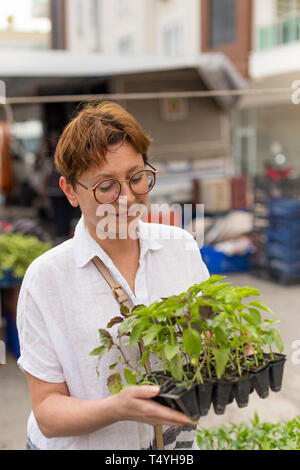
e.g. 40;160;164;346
91;256;164;450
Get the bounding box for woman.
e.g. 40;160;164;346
17;101;210;450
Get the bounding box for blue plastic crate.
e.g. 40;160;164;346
200;246;251;274
269;259;300;276
267;229;300;248
3;311;20;359
267;243;300;262
0;269;23;288
269;217;300;233
268;198;300;218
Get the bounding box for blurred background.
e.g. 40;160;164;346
0;0;300;449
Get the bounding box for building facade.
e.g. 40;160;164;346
0;0;248;208
65;0;201;57
233;0;300;176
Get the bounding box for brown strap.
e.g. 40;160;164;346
91;256;164;450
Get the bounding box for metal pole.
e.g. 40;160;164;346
5;87;292;105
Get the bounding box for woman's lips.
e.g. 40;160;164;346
116;212;133;218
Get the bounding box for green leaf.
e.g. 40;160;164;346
244;324;261;342
98;329;113;349
252;411;260;427
214;326;229;344
107;373;123;394
141;349;150;368
130;304;146;315
248;301;273;314
118;316;136;336
124;368;137;385
182;328;203;356
128;323;145;347
169;355;183;381
89;345;106;357
265;329;284;353
120;305;130;317
212;348;229;379
238;286;261;298
143;325;162;346
109;361;118;370
207;275;227;284
247;308;262;325
164;344;180;361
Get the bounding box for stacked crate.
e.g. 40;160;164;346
251;177;270;273
266;199;300;283
251;176;300;283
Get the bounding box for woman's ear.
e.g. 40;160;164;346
59;176;79;207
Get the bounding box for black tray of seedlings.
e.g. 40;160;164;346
146;353;286;420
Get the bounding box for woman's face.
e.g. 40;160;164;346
60;141;149;241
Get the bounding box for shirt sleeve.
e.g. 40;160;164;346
17;282;65;383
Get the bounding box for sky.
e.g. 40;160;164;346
0;0;51;33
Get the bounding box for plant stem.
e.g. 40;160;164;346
207;347;212;379
236;347;242;377
117;340;139;374
193;347;206;385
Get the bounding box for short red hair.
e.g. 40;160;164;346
54;101;152;185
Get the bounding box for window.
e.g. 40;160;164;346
210;0;236;48
162;23;183;56
118;35;134;55
76;0;84;37
89;0;100;50
116;0;132;15
258;0;300;50
276;0;300;18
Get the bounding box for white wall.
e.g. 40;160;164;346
155;0;200;56
253;0;276;27
250;0;300;78
65;0;101;52
66;0;200;57
250;42;300;78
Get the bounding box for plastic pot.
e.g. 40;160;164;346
196;380;214;416
159;385;200;421
232;375;253;408
268;354;286;392
249;364;270;399
212;380;234;415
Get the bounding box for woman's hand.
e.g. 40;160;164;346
113;385;199;428
26;373;197;438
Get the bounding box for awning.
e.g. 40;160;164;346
0;49;247;109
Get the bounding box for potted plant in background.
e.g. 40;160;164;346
0;233;52;358
0;233;51;284
90;275;286;420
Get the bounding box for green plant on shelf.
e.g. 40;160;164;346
90;275;284;394
197;413;300;450
0;233;51;280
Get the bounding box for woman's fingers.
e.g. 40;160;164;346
128;384;161;399
116;385;199;427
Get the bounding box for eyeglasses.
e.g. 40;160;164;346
73;160;157;204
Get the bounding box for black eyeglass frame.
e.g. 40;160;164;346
73;160;157;204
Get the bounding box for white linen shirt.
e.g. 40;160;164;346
17;215;209;450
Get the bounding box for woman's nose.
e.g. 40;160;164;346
119;180;136;203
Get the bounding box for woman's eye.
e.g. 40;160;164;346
98;184;113;192
131;176;142;184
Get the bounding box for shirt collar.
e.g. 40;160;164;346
73;215;163;268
